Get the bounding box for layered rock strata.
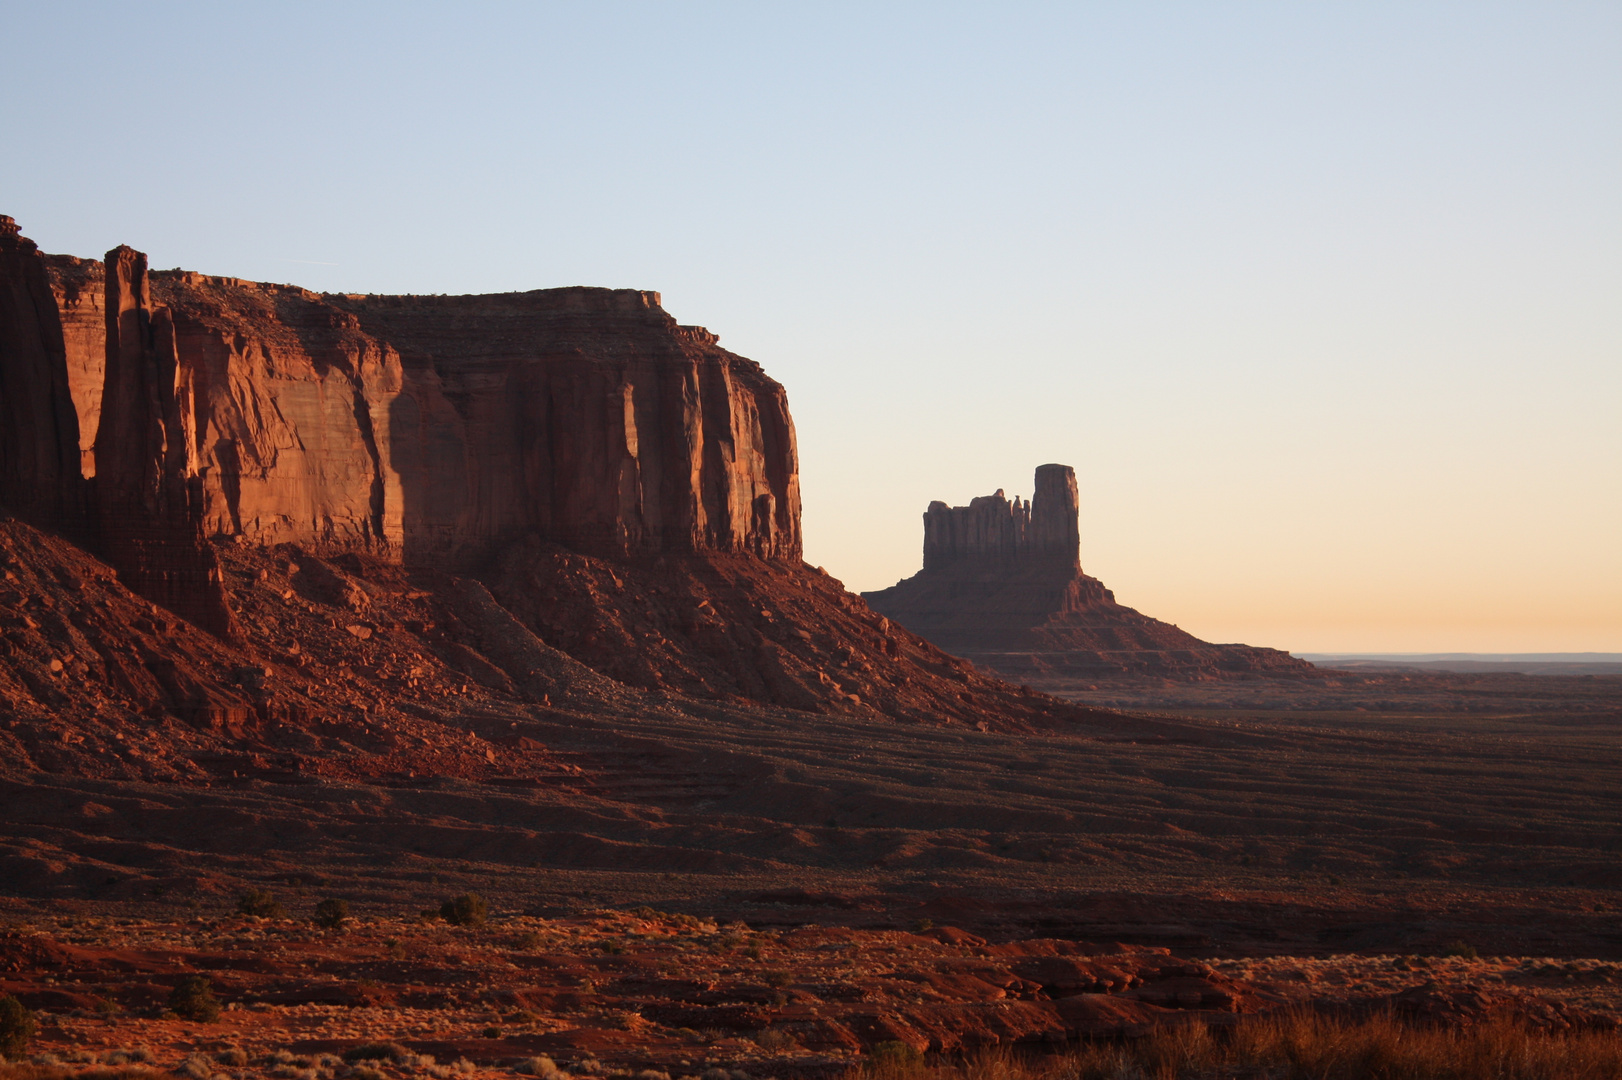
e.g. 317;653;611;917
864;465;1312;679
37;252;801;569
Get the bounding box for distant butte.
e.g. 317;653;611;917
862;464;1313;681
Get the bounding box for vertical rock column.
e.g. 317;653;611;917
93;245;238;638
0;215;85;528
1028;463;1080;569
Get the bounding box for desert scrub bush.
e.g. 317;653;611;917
853;1012;1622;1080
312;897;349;929
0;1069;167;1080
235;888;285;918
759;968;793;988
0;995;35;1060
341;1044;408;1064
516;1057;568;1080
176;1054;213;1080
866;1041;922;1071
439;893;487;927
1440;939;1480;959
213;1050;247;1068
751;1028;798;1052
166;975;221;1022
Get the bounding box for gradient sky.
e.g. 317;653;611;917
3;2;1617;653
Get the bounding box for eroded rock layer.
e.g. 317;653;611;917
865;465;1312;679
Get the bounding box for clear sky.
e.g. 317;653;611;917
3;2;1618;653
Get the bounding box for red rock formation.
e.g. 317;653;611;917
0;217;84;528
41;254;105;478
4;221;1178;722
92;246;238;639
148;272;408;555
27;250;803;572
4;225;1083;723
924;462;1079;573
102;275;802;568
865;465;1313;679
325;287;801;565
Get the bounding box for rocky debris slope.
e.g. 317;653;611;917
863;464;1312;681
484;540;1063;725
0;504;1083;789
0;516;615;786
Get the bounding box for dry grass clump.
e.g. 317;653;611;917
0;1068;165;1080
861;1012;1622;1080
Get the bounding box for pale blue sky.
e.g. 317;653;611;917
4;2;1618;651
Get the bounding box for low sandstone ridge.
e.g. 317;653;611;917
864;465;1312;680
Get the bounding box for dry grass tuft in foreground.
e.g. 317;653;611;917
0;1069;166;1080
864;1012;1622;1080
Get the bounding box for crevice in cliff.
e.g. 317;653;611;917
344;362;389;548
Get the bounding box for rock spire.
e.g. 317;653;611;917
92;246;239;638
922;463;1080;572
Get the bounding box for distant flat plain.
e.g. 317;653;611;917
1300;653;1622;676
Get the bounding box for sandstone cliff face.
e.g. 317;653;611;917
117;273;801;568
325;288;801;565
0;217;84;528
149;272;409;556
866;465;1312;679
93;246;238;639
23;244;801;575
42;254;104;478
